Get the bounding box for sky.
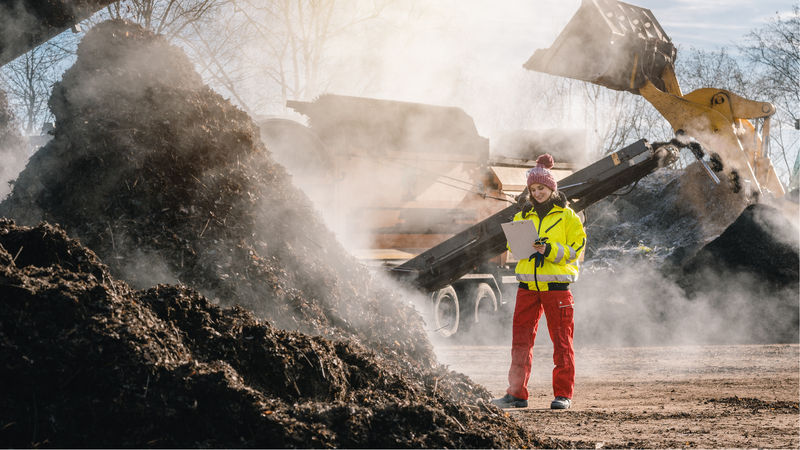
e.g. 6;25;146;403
458;0;795;77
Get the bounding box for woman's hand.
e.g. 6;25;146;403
532;244;547;254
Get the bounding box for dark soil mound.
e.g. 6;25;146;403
582;164;748;272
0;219;536;447
0;19;428;367
674;204;799;343
576;165;798;346
681;203;799;289
0;19;543;447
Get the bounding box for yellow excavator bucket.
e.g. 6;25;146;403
523;0;677;94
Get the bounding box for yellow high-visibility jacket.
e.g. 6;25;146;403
512;196;586;291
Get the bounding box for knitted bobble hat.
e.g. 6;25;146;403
526;154;557;192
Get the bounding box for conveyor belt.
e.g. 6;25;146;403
390;139;670;292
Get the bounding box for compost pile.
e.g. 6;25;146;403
680;203;799;288
582;164;749;272
577;162;799;345
582;162;799;289
0;220;537;448
0;19;426;362
0;20;539;448
673;201;800;342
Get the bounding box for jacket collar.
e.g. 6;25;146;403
524;191;568;218
525;204;564;219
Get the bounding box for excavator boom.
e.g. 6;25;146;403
524;0;785;198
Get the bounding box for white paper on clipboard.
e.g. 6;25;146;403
501;220;539;260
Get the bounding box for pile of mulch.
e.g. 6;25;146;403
0;219;537;448
0;19;545;447
582;163;748;272
680;203;799;288
0;19;429;366
576;161;798;345
673;203;799;343
581;160;799;293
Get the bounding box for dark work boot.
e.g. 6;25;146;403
491;393;528;408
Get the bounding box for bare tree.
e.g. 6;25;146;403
737;5;800;184
1;0;222;138
738;6;799;116
86;0;443;117
178;8;260;115
213;0;419;113
0;41;74;135
94;0;221;38
677;46;756;96
171;0;443;116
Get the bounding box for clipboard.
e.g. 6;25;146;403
501;220;539;260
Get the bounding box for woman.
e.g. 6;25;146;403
492;154;586;410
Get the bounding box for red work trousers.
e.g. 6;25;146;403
507;287;575;400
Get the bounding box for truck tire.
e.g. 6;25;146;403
472;283;498;325
433;286;459;338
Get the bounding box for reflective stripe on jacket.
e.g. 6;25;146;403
512;204;586;291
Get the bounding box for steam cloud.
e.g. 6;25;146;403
266;92;798;353
0;88;28;200
0;20;437;370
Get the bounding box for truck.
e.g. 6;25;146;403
258;95;585;337
260;94;680;338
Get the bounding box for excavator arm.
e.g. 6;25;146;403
524;0;785;197
639;78;783;196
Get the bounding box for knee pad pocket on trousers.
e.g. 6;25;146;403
553;349;573;367
553;347;575;367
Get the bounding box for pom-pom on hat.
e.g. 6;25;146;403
526;154;557;192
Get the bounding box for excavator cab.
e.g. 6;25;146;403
525;0;786;199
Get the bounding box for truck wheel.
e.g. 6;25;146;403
433;286;459;338
472;283;497;326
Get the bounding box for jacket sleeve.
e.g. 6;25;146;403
544;209;586;266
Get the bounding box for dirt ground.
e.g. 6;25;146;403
436;343;799;449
